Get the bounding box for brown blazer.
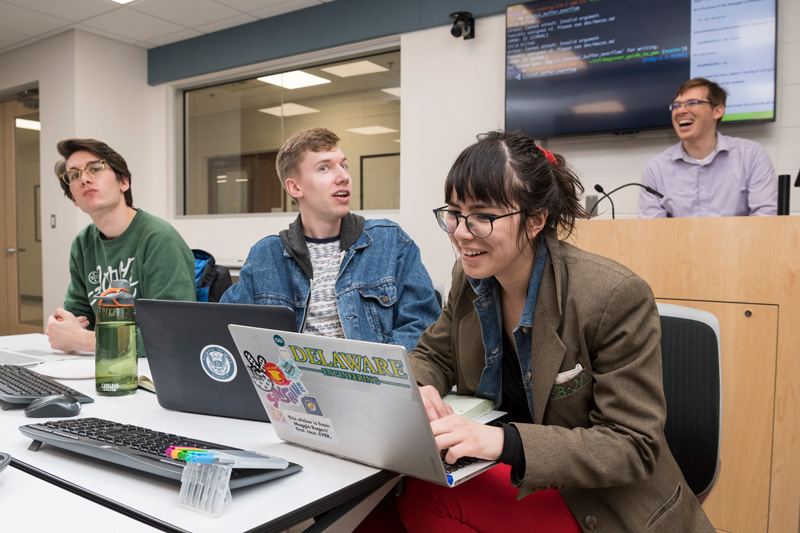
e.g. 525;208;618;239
409;229;714;532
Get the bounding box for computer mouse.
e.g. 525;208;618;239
24;394;82;418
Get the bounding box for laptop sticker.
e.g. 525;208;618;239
199;344;238;382
284;411;340;445
302;396;323;416
269;334;412;391
242;350;275;393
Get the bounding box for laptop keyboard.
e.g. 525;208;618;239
443;455;480;474
19;417;302;489
0;364;94;405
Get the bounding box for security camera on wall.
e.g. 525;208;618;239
450;12;474;40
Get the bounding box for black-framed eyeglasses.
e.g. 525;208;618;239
59;159;106;185
668;99;714;112
433;207;522;238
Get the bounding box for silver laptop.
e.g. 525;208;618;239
0;347;78;367
135;300;296;422
228;324;498;487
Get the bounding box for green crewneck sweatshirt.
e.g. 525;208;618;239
63;208;196;356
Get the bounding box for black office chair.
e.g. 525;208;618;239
657;303;722;504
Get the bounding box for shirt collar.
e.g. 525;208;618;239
467;238;549;328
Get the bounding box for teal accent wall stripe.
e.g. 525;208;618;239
147;0;510;85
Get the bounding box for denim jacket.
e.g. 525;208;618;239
221;213;440;353
472;239;548;414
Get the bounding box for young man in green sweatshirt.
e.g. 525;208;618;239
46;138;196;353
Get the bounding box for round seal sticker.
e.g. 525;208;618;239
199;344;237;382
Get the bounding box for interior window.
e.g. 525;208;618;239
183;49;401;215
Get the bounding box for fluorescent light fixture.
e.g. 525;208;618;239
259;103;320;117
15;118;41;131
346;126;399;135
235;178;249;183
381;87;401;97
258;71;330;89
109;0;136;4
320;60;388;78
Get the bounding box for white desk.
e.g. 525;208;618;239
1;334;396;532
1;463;154;532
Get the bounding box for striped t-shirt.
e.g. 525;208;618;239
304;237;345;338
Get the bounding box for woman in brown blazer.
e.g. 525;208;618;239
397;130;714;532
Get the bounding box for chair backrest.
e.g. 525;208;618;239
657;303;722;503
192;249;233;302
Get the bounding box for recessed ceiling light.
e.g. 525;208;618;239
109;0;137;4
15;118;40;131
259;103;321;117
381;87;401;97
321;61;388;78
258;71;330;89
346;126;399;135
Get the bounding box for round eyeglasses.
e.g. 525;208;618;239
433;207;522;238
668;99;713;112
60;159;107;185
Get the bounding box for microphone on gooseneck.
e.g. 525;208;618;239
591;184;615;220
589;183;664;219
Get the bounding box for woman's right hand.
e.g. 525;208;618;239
419;384;454;422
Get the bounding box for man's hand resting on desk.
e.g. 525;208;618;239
46;308;94;352
419;385;504;464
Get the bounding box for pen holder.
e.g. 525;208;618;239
178;461;233;517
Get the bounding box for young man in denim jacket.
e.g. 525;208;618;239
221;128;440;353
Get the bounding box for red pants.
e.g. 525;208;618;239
396;464;582;532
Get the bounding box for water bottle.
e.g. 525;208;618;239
95;280;138;396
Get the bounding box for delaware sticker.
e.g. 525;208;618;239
200;344;237;382
285;411;340;445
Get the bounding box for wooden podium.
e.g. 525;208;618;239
571;216;800;533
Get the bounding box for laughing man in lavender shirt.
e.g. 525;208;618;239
639;78;777;218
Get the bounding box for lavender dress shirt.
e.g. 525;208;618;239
639;132;777;218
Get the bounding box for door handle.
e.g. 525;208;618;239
4;248;16;253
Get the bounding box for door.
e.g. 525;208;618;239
1;95;43;334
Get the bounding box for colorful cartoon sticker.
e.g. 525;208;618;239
278;356;303;381
270;406;287;424
302;396;323;416
264;362;289;385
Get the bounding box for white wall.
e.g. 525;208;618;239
1;1;798;323
0;30;155;319
167;8;800;290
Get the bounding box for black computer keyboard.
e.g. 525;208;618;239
19;417;302;489
0;364;94;405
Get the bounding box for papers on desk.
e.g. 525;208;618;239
33;359;94;379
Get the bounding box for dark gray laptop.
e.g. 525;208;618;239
135;299;296;422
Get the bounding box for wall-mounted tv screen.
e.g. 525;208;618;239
505;0;777;138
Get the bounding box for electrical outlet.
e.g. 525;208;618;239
586;195;598;216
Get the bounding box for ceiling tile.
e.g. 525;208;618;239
75;23;142;45
79;7;187;41
212;0;288;12
0;3;71;35
130;0;241;28
2;0;117;23
249;0;321;20
194;13;258;34
0;26;30;48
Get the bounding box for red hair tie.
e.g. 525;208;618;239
537;145;558;165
